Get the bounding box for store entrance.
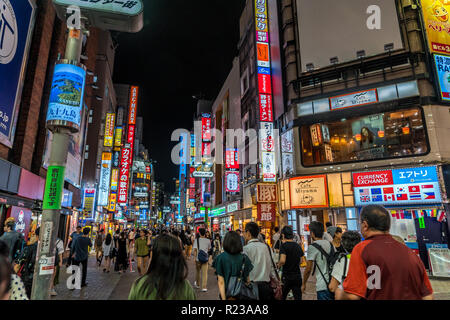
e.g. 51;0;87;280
414;217;447;269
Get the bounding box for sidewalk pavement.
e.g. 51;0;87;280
50;253;450;300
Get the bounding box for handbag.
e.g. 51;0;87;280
266;244;283;300
226;255;259;300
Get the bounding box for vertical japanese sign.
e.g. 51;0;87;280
43;166;65;210
83;188;96;220
104;113;115;147
114;127;123;147
98;152;112;206
255;0;276;182
201;114;211;141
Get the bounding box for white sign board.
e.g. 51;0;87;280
53;0;143;16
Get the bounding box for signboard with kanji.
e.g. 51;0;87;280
257;203;276;222
257;183;277;202
43;166;65;210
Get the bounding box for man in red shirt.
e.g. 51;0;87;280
336;205;433;300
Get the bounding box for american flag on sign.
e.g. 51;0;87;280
359;189;370;196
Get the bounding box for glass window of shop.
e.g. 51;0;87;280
288;211;298;233
300;107;428;166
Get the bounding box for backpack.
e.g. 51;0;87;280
311;242;340;287
197;238;209;264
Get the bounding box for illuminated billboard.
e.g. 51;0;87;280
434;54;450;101
98;152;112;206
104;113;115;147
421;0;450;54
128;86;138;125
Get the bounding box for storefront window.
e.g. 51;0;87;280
300;108;428;166
288;211;298;233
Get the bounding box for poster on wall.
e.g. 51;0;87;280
262;152;276;182
0;0;36;148
421;0;450;55
82;188;96;220
10;206;32;240
353;166;442;206
290;175;329;208
434;54;450;101
225;171;240;193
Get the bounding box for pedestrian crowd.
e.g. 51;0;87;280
0;204;435;301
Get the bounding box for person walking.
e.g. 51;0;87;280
277;226;305;300
72;227;92;288
243;222;275;301
212;233;222;261
0;240;27;300
95;229;105;267
128;228;135;262
184;229;193;260
49;237;64;296
0;217;24;262
327;226;345;254
328;231;361;293
102;233;114;273
213;231;253;300
135;229;151;275
14;227;39;297
193;228;211;292
116;232;128;274
323;222;334;243
236;229;245;247
336;205;434;300
128;234;196;300
67;226;82;267
301;221;335;300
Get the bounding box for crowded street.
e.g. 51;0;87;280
1;0;450;310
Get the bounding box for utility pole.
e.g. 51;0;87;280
31;25;85;300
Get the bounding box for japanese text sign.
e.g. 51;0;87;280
257;183;277;202
43;166;65;210
290;176;329;208
257;203;276;222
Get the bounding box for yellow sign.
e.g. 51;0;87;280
289;175;329;208
104;113;115;147
421;0;450;54
114;127;123;147
255;0;268;32
108;193;117;212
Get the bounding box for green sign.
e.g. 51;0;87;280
43;166;65;210
419;216;426;229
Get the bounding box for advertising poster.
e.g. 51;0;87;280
426;244;450;277
260;122;275;152
42;166;65;210
114;127;123;146
225;149;239;169
0;0;36;147
225;171;240;193
46;63;86;129
118;147;131;204
10;206;32;240
202;116;211;141
290;175;329;208
259;94;273;122
128;86;138;125
421;0;450;54
98;152;112;206
104;113;115;147
434;54;450;101
262;152;276;182
353;166;442;206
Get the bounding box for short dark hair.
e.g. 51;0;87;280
360;205;391;232
236;229;241;234
325;222;332;228
341;231;362;253
281;226;294;239
83;227;90;235
76;226;81;229
309;221;324;238
274;227;280;233
223;231;243;255
245;222;260;239
198;228;206;237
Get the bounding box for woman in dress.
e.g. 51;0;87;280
116;232;128;274
102;233;114;273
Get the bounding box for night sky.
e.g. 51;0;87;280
113;0;245;194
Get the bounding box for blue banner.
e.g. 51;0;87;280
0;0;35;146
392;166;439;185
434;54;450;101
46;63;86;128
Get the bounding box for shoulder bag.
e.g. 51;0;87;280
266;243;283;300
226;255;259;300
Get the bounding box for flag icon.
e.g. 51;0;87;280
421;184;434;190
384;194;395;202
437;210;446;222
404;211;412;219
383;187;394;194
371;188;382;195
372;195;383;202
410;194;422;200
359;189;370;196
396;186;406;193
360;195;370;203
396;193;408;201
408;185;421;193
424;192;436;200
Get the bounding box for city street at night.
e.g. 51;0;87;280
1;0;450;313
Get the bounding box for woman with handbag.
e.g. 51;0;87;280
102;233;114;273
212;231;254;300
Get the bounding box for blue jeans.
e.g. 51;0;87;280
317;290;334;300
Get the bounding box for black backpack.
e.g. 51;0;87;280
311;243;340;286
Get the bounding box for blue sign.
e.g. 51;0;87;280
392;166;439;185
434;54;450;101
46;63;86;128
0;0;35;147
258;67;271;75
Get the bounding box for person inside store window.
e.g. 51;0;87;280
360;127;375;150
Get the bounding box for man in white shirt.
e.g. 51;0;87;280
243;222;275;300
193;228;211;292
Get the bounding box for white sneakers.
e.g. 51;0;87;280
202;289;208;292
50;288;58;296
193;281;200;288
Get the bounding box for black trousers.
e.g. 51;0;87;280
74;259;88;285
255;281;274;301
282;273;302;300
